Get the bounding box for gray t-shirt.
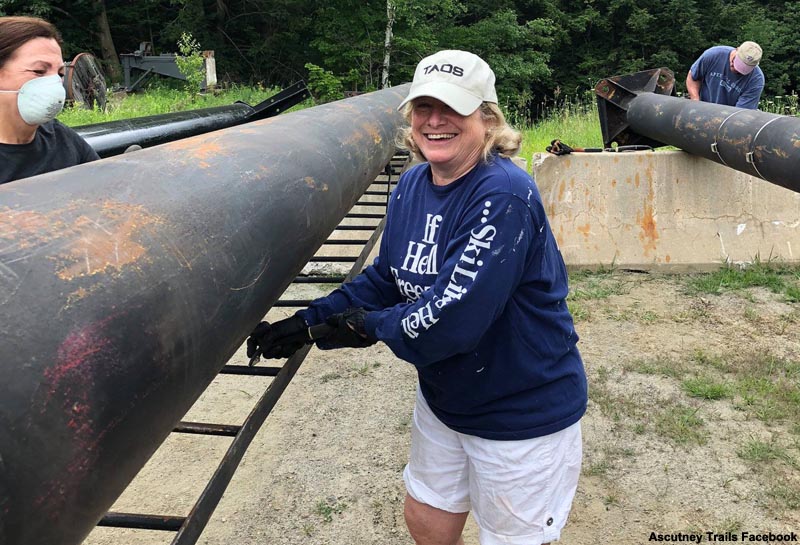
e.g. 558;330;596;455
0;119;99;184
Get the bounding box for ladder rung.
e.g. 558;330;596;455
323;239;369;245
220;365;281;376
292;276;346;283
334;225;379;230
174;422;241;437
308;256;358;262
273;300;312;307
98;512;186;531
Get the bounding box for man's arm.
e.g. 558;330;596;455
686;71;702;101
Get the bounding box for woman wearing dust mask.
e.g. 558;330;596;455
0;16;98;184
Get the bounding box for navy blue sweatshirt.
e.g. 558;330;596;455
299;155;587;440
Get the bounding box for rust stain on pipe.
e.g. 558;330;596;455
0;202;161;281
0;208;67;250
57;202;160;281
164;139;225;160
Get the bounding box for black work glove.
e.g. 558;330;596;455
246;315;310;359
322;308;378;348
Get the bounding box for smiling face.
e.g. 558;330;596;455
0;37;64;125
410;97;489;185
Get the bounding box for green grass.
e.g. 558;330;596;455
682;376;731;400
568;270;630;301
588;347;797;508
684;259;800;302
655;405;707;446
567;300;590;321
736;438;794;465
518;96;603;161
767;484;800;509
736;437;800;510
626;347;799;430
583;459;612;477
760;92;799;116
58;82;313;127
623;356;689;379
314;498;348;523
320;372;342;383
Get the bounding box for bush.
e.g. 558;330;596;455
304;63;344;104
175;32;206;97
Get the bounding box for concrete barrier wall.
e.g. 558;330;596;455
533;150;800;271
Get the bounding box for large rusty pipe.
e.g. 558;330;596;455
625;93;800;193
0;83;409;545
595;69;800;194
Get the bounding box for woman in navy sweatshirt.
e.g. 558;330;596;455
247;50;588;545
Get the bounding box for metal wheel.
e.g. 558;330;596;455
64;52;108;111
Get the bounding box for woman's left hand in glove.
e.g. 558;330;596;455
322;308;378;348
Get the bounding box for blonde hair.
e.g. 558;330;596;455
397;101;522;163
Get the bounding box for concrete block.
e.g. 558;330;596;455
533;150;800;271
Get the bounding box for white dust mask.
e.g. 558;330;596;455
0;75;65;125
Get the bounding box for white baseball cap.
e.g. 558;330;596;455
398;50;498;116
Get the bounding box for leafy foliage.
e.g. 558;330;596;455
175;32;205;95
3;0;799;122
304;63;344;103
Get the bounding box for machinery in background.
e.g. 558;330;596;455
63;52;107;110
120;41;216;93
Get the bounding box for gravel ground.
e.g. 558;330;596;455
82;272;800;545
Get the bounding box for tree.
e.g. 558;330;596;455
92;0;121;82
381;0;396;88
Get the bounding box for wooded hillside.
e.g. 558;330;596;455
2;0;798;117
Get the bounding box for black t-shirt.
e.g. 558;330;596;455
0;119;99;185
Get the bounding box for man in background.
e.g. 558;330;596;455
686;41;764;110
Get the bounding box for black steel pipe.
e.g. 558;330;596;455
595;69;800;194
0;83;409;545
77;103;256;157
75;81;309;157
626;93;800;193
98;512;186;531
173;422;241;436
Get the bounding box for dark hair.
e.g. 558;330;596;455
0;16;62;70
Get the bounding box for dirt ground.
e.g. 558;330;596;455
82;271;800;545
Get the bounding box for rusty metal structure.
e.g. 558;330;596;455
0;84;410;545
75;81;309;157
595;68;800;194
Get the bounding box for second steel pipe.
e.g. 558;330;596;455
626;93;800;193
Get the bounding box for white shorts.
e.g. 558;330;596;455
403;389;582;545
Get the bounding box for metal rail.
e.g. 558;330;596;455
92;153;406;544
